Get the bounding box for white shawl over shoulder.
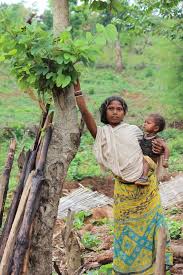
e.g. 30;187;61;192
93;123;143;182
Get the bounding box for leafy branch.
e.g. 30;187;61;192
0;17;117;100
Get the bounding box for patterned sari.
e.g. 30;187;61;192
113;170;173;274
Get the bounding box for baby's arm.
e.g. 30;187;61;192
74;80;97;139
157;138;169;168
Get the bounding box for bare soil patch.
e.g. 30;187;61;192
63;176;114;198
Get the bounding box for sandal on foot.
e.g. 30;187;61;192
135;176;149;186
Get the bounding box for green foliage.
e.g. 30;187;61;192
67;132;103;180
166;207;182;216
97;263;113;274
81;232;101;249
84;263;113;275
92;218;108;226
73;210;91;229
0;3;28;25
165;217;183;240
0;12;117;99
41;9;53;30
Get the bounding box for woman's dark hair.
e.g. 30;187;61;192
149;113;166;132
99;96;128;124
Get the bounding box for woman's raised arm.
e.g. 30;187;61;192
73;80;97;139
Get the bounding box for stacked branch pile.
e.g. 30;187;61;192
0;108;53;275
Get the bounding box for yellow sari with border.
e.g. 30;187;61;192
113;158;173;274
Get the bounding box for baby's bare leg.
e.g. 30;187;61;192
135;158;149;186
142;158;150;177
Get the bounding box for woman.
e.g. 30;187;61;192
73;80;172;274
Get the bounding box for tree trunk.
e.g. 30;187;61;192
53;0;69;35
28;1;81;274
115;34;124;73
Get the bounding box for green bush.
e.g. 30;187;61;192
166;218;183;240
81;232;101;249
73;211;91;230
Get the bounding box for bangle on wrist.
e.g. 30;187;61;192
74;90;83;96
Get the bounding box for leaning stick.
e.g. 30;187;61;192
0;150;31;259
0;139;16;227
0;171;34;275
21;223;33;275
154;227;167;275
33;104;50;151
35;111;54;167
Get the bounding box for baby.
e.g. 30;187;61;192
135;113;169;185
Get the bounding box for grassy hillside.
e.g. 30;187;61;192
0;34;183;189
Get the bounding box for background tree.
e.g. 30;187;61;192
136;0;183;41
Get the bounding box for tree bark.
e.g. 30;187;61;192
115;33;124;73
27;2;81;270
53;0;69;35
29;88;80;274
155;227;167;275
62;210;83;274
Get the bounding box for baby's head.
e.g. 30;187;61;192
99;96;128;125
144;113;166;134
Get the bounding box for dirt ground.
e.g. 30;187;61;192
52;176;183;274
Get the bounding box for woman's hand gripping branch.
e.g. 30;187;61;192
73;79;97;139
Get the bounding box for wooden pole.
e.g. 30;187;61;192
0;139;16;227
62;209;83;274
33;104;50;151
21;223;33;275
35;112;54;167
154;227;167;275
0;171;34;275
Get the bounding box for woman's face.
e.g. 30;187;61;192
106;100;125;127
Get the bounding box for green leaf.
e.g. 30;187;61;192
90;0;108;11
56;73;64;87
59;31;71;42
111;0;123;12
28;75;36;84
95;35;106;46
8;49;17;56
105;24;118;42
55;56;64;64
42;67;49;75
64;53;77;62
46;72;54;79
0;55;5;62
62;75;71;88
96;23;105;33
86;32;93;43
